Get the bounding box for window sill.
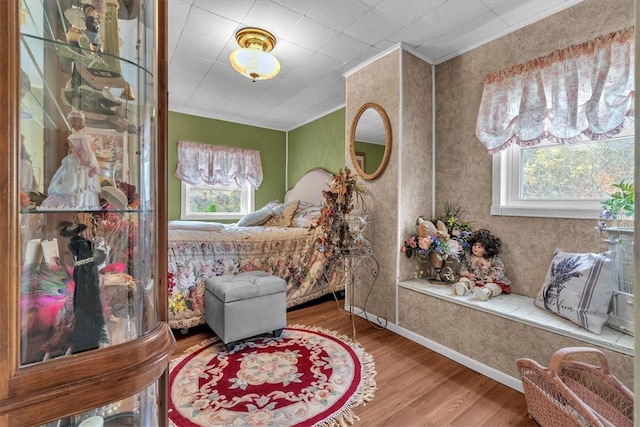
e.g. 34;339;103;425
399;279;633;356
490;205;598;219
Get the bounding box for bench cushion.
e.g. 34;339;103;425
206;271;286;303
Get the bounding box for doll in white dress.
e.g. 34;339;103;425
39;111;100;210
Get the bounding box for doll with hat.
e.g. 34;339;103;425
58;221;108;353
39;110;101;210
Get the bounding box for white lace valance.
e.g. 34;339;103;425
175;141;263;188
476;27;635;155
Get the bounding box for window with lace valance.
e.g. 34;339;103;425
175;141;263;189
476;27;634;219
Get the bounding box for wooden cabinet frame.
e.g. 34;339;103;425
0;2;174;425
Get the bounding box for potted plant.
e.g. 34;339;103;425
597;180;634;335
598;180;634;232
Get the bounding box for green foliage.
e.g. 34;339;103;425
205;203;217;213
601;181;634;218
522;137;633;200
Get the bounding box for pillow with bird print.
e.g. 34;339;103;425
534;249;614;334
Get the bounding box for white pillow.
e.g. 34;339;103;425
534;249;614;334
236;206;274;227
168;220;225;231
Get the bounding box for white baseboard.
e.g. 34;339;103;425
347;305;524;393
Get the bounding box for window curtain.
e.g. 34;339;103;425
476;27;634;155
174;141;263;188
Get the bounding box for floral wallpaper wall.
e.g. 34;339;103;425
433;0;633;298
345;0;634;388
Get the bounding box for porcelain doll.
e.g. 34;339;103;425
83;3;102;51
39;111;101;210
452;229;511;300
59;221;108;353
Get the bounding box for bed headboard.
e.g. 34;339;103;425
284;168;334;205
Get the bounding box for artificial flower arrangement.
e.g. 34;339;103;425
316;166;370;258
401;204;473;280
597;180;634;233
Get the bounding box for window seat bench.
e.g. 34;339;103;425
393;279;633;391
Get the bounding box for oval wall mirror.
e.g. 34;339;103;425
349;102;391;180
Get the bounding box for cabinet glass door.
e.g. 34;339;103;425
19;0;159;366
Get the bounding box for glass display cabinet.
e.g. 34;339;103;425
0;1;174;426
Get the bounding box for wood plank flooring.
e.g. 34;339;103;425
170;298;537;427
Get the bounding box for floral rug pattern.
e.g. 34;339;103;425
169;325;376;427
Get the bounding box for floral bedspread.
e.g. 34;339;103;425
168;225;344;331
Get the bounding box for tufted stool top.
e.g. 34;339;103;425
205;271;286;303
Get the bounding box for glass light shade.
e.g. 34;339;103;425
230;48;281;81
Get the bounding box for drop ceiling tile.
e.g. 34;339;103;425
405;0;492;43
422;11;509;61
168;81;197;98
284;17;340;52
169;52;214;75
191;0;254;22
299;51;344;75
175;31;227;62
182;7;238;42
269;40;315;69
490;0;581;27
344;6;404;45
242;1;305;39
271;0;317;16
317;33;372;63
169;63;206;87
259;82;306;104
167;1;192;57
374;0;446;25
305;0;371;32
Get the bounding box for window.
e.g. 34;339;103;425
492;134;634;219
180;181;254;220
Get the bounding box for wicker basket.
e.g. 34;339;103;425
517;347;633;427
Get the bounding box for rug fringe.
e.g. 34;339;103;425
169;325;377;427
289;324;378;427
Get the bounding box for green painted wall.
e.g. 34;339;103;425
167;111;287;220
354;141;385;175
287;108;346;186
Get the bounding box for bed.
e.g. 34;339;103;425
167;168;343;332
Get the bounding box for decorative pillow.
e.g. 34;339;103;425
236;204;275;227
263;200;300;227
534;250;614;334
291;203;323;228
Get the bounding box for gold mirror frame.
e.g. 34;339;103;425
349;102;392;181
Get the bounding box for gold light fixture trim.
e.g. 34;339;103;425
230;27;281;82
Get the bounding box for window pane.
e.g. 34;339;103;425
188;186;241;213
520;137;633;200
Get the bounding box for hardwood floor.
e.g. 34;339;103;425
170;298;537;427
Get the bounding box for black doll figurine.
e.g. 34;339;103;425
58;221;108;353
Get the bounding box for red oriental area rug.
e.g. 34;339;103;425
169;325;377;427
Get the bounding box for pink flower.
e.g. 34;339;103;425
407;236;417;248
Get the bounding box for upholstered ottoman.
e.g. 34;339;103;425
205;271;286;351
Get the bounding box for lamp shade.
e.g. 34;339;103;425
230;48;281;82
229;27;281;82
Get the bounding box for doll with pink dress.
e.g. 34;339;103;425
39;111;100;210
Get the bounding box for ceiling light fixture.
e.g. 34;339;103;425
229;27;281;82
